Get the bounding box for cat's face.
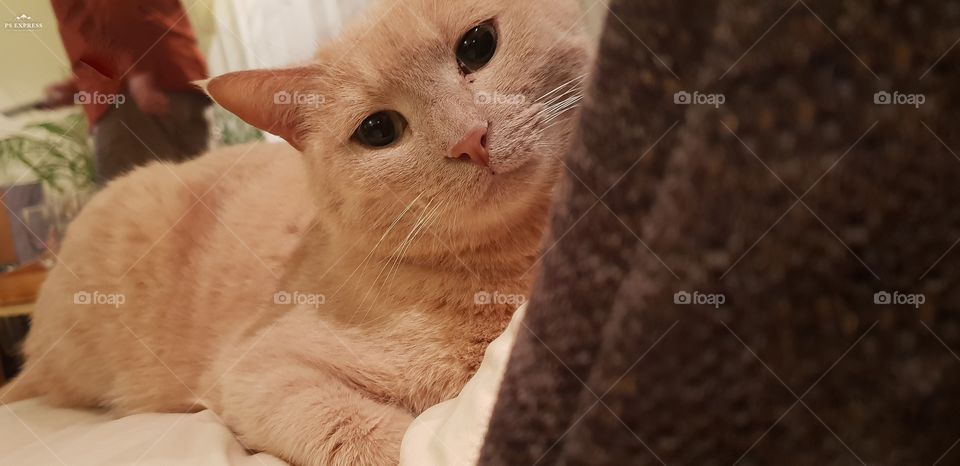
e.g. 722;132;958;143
207;0;590;245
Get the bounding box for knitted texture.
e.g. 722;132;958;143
479;0;960;464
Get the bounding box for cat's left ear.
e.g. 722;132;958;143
199;68;320;151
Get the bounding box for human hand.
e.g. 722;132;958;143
128;73;170;115
42;78;79;109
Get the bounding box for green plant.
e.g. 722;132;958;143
0;112;95;193
211;106;263;147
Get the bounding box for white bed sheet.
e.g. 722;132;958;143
0;401;285;466
399;305;525;466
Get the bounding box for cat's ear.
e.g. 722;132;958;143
199;68;320;151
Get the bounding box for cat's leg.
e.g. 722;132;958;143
218;373;411;466
206;313;412;466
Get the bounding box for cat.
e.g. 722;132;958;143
0;0;590;464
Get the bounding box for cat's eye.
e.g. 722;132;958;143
353;111;406;148
456;21;498;74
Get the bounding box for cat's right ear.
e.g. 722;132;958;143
198;68;319;151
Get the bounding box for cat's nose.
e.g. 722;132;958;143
449;126;490;169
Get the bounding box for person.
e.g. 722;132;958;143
43;0;211;184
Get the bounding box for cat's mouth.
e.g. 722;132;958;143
482;103;553;175
463;74;586;179
469;101;579;207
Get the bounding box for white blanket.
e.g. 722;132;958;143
399;305;525;466
0;401;285;466
0;306;525;466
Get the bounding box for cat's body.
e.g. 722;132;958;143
8;140;539;461
2;0;589;464
10;144;313;412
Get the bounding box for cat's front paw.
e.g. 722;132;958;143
321;408;413;466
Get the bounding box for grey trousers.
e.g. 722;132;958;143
92;92;211;185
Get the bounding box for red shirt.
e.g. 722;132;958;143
51;0;209;124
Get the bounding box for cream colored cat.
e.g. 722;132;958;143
1;0;589;464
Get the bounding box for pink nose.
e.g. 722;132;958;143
449;126;490;169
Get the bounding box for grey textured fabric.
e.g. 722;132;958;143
479;0;960;464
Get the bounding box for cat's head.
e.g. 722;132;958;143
206;0;591;251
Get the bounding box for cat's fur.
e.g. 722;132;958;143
1;0;589;464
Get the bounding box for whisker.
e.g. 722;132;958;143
536;101;583;137
538;96;583;128
381;199;445;288
358;200;448;328
542;96;583;123
536;74;588;103
330;191;425;298
539;82;585;109
349;198;437;324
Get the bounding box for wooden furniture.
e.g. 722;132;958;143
0;263;42;384
0;261;45;312
0;302;33;319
